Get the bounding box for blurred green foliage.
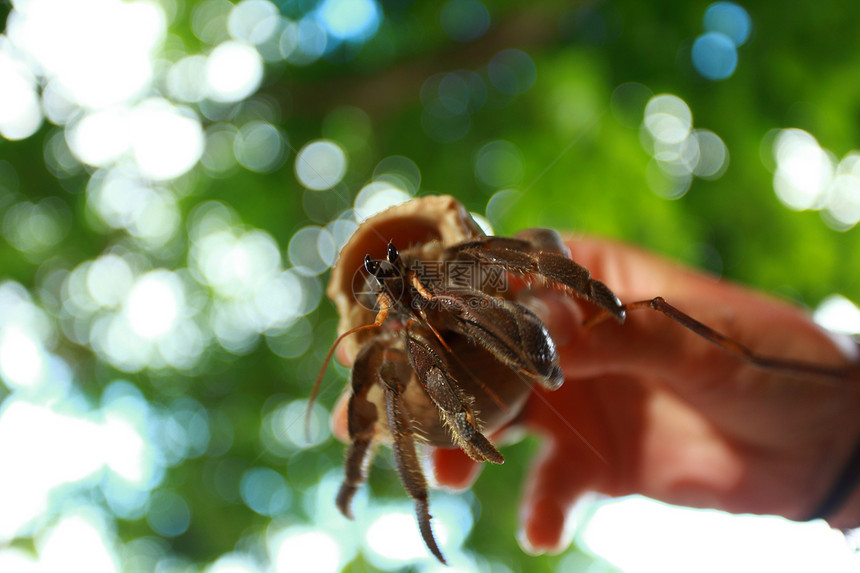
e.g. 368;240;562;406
1;0;859;571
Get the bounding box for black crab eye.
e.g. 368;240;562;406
364;254;380;276
387;242;400;264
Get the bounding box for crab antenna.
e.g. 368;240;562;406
305;296;391;440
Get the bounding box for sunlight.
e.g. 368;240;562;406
7;0;164;109
0;326;44;389
37;511;118;573
0;399;148;541
206;40;264;102
581;496;860;573
124;271;182;339
271;527;342;573
129;99;205;180
0;44;42;140
772;128;834;210
814;294;860;335
366;510;432;562
67;108;130;167
206;552;259;573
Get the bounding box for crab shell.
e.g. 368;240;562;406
327;195;537;445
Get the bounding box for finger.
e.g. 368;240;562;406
512;375;635;554
432;447;483;490
518;440;598;554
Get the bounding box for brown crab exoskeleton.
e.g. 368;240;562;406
321;196;624;563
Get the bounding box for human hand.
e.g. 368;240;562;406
431;237;860;553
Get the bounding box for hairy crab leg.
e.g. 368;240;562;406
306;293;392;437
411;275;564;391
408;274;510;411
335;340;383;519
405;323;504;464
448;237;626;322
379;349;448;565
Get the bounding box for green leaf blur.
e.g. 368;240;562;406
0;1;858;572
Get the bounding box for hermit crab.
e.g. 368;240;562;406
314;195;848;563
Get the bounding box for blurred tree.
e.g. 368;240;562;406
0;0;858;572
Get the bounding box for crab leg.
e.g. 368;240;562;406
405;324;504;464
378;350;448;565
447;236;626;322
336;340;383;519
411;275;564;391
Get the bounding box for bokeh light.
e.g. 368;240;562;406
240;467;291;516
316;0;381;42
146;490;191;537
36;511;119;573
228;0;280;45
374;156;422;195
129;99;205;180
296;140;348;190
1;1;858;571
166;55;209;103
814;294;860;335
692;32;738;80
206;41;265;103
641;93;729;198
581;497;860;573
6;0;164;110
824;156;860;230
354;181;412;220
286;18;328;65
86;171;181;245
692;3;751;80
234;120;287;173
704;2;752;46
772;128;833;211
488;49;537;96
474;140;524;189
192;0;234;45
270;527;343;573
0;44;43;140
2;198;71;256
441;0;491;42
644;94;692;145
763;129;860;229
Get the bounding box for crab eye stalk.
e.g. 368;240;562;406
387;242;400;264
364;255;380;276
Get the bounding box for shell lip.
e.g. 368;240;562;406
326;195;484;358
